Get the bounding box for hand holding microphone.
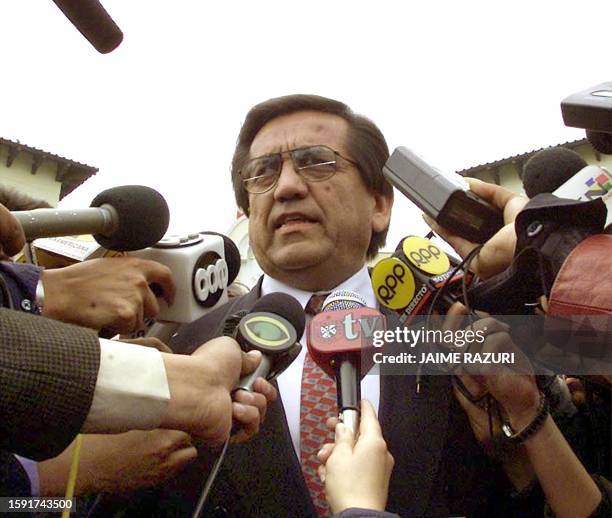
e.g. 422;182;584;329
317;400;394;515
423;178;528;280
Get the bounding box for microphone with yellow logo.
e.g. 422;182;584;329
371;235;469;323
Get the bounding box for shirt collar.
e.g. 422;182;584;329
260;265;377;310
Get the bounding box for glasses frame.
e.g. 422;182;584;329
240;144;359;194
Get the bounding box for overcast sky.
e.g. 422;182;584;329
2;1;610;248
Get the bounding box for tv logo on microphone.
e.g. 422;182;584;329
310;308;386;351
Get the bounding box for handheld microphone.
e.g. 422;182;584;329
371;235;469;324
13;185;169;251
384;147;504;243
128;232;241;342
51;0;123;53
191;294;304;518
232;293;305;392
522;147;588;197
307;290;385;432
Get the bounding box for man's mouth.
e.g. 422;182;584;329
274;214;319;230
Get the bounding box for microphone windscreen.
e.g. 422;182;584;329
200;232;241;284
322;290;367;311
52;0;123;53
252;293;306;338
90;185;169;251
522;147;587;198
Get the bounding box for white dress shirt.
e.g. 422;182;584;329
261;265;381;457
82;339;170;433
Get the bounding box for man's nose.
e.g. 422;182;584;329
273;156;309;202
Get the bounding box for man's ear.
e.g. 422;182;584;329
371;190;393;233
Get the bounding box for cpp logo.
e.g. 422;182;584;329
193;255;229;307
371;257;415;310
402;236;450;275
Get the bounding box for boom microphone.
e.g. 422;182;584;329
13;185;169;251
51;0;123;53
307;290;385;432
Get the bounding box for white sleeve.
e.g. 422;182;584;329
81;339;171;433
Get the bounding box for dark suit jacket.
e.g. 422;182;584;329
94;281;498;518
0;308;100;461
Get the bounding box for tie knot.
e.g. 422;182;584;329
305;293;329;316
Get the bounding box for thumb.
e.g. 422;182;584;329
240;349;263;376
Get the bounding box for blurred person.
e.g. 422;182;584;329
0;184;52;211
425;180;611;516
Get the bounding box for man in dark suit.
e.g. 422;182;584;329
95;94;497;517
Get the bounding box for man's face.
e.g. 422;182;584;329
247;111;392;291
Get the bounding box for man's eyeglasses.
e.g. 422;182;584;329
240;145;358;194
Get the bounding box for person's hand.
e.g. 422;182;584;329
424;178;528;279
0;203;25;260
317;400;394;514
40;256;176;333
444;303;540;444
160;337;276;445
38;429;197;495
232;376;277;443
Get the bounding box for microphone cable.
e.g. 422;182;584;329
192;437;230;518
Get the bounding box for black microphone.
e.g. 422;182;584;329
51;0;123;53
13;185;169;251
232;293;305;392
522;147;587;198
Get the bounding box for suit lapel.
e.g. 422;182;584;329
378;308;453;517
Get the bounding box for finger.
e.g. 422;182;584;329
159;429;194;449
240;350;263;376
252;377;278;403
0;204;26;256
142;285;161;320
326;416;340;432
453;382;486;418
358;400;382;438
317;464;326;483
423;214;479;260
442;302;470;333
231;402;260;440
317;443;335;463
333;422;355;456
138;260;177;306
234;390;267;422
166;446;198;471
466;178;528;220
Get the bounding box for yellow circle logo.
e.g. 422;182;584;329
402;236;450;275
371;257;416;309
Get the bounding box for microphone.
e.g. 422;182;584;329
13;185;169;251
371;235;468;324
128;232;241;342
51;0;123;53
307;290;385;432
522;147;588;197
233;293;305;392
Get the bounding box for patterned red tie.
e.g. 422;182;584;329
300;293;336;517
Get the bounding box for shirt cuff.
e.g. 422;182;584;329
81;339;170;433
